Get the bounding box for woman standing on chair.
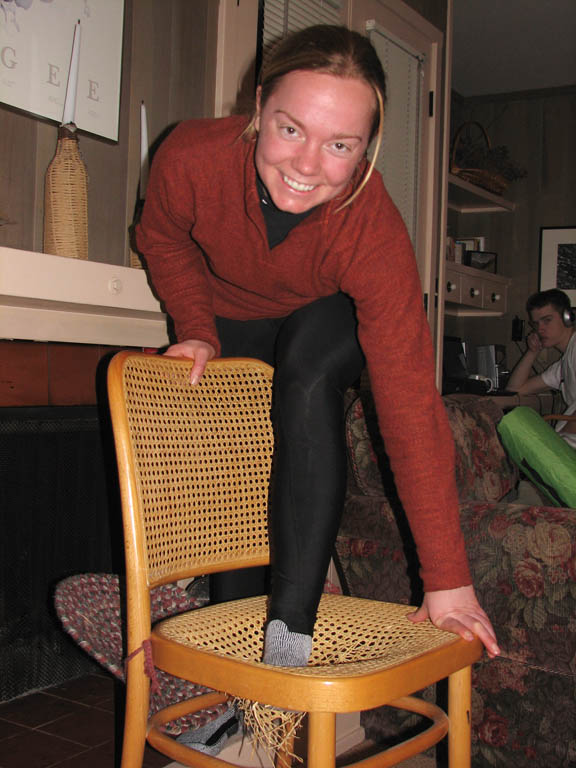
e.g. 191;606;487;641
137;25;499;670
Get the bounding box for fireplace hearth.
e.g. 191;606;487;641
0;405;123;701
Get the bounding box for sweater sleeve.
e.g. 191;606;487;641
135;126;220;353
339;191;471;592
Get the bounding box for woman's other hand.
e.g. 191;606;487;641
163;340;216;385
407;584;500;658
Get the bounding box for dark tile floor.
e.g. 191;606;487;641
0;674;169;768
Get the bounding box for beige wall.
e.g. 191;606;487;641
0;0;216;266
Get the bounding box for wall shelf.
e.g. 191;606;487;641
448;173;515;213
0;247;169;347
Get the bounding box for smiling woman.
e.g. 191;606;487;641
253;71;374;213
135;22;499;755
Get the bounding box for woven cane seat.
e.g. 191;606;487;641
156;593;458;677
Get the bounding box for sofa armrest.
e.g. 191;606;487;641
443;395;518;502
337;495;576;679
345;391;518;503
461;501;576;677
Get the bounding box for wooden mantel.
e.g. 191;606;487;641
0;247;169;348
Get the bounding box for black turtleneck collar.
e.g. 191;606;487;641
256;174;316;249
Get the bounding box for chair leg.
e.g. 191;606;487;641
120;668;150;768
307;712;336;768
448;664;472;768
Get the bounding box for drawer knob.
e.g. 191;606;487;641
469;287;480;297
447;281;457;292
491;292;501;302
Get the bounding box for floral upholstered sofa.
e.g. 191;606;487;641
335;392;576;768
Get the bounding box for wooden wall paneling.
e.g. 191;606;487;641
0;108;38;252
33;120;58;253
78;0;133;267
83;126;131;266
203;2;220;119
542;93;576;215
403;0;447;31
125;0;213;266
447;88;576;370
167;0;212;124
125;0;155;263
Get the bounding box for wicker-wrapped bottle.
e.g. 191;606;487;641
44;124;88;260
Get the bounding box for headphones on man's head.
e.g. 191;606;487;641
562;306;576;327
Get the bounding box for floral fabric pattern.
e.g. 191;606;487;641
443;395;518;501
338;392;576;767
345;392;518;502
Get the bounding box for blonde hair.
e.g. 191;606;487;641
336;87;384;211
245;25;387;211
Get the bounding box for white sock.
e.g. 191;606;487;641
263;619;312;667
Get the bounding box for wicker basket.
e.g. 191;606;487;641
450;121;509;196
129;245;143;269
44;124;89;259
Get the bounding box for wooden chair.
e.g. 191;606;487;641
543;413;576;423
107;350;483;768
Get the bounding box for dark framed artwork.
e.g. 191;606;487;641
539;226;576;304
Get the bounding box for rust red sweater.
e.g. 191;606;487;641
137;115;471;591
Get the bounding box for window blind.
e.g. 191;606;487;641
367;22;423;243
262;0;343;56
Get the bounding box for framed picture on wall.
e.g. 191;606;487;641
539;226;576;304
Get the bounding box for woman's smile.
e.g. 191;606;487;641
282;174;317;193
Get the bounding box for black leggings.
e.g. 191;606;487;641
210;293;365;635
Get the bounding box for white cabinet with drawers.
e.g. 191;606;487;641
445;262;510;316
443;174;514;318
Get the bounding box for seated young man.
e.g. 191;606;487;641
507;288;576;447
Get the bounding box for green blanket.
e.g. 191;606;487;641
497;406;576;508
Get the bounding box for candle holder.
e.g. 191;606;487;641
43;124;89;260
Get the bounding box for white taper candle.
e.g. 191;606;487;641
62;20;81;126
140;100;149;198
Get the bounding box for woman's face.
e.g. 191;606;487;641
254;70;375;214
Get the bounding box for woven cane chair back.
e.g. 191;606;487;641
108;352;273;588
